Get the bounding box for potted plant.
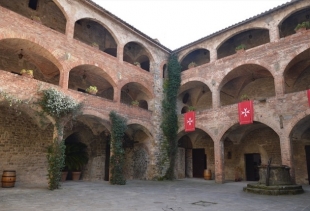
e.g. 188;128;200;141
65;142;89;181
131;100;139;106
86;86;98;95
134;62;141;68
31;15;41;23
20;69;34;78
188;62;196;69
92;42;99;49
235;44;246;53
240;94;250;101
294;21;310;33
188;106;196;111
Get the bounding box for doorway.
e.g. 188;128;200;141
192;148;206;178
245;153;261;181
306;146;310;185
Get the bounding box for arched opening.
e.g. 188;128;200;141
180;48;210;72
121;82;152;110
65;115;111;181
284;48;310;94
0;0;67;34
123;42;150;72
178;81;212;113
279;7;310;38
69;65;115;100
217;29;270;59
220;64;275;106
0;103;54;185
123;124;152;180
176;129;214;179
0;38;61;86
74;19;117;57
290;116;310;185
163;64;167;79
222;122;280;182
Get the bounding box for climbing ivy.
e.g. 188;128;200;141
109;111;127;185
160;54;181;180
38;88;82;190
46;140;65;190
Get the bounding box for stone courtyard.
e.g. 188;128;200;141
1;179;310;211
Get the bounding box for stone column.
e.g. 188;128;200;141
274;75;285;96
65;19;75;40
209;47;217;63
212;88;220;109
279;135;295;183
113;86;120;103
214;139;225;183
117;45;124;62
269;24;280;42
59;69;69;89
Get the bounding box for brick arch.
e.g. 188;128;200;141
127;120;154;139
52;0;69;24
0;36;64;74
180;77;212;92
282;45;310;77
218;62;275;91
178;47;210;63
119;79;154;98
78;109;111;132
73;17;120;47
177;124;216;142
123;41;155;64
278;5;310;27
67;63;117;88
218;120;281;143
215;27;270;51
287;109;310;138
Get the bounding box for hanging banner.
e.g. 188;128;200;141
307;90;310;107
238;100;254;125
184;111;195;132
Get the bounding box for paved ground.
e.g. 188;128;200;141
0;179;310;211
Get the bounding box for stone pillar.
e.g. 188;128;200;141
117;45;124;62
214;139;225;183
279;135;295;183
65;19;75;40
212;89;220;109
150;61;165;178
269;25;280;42
186;149;193;178
113;86;120;103
274;75;285;96
209;47;217;63
59;69;69;89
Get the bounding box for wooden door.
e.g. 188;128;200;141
192;149;205;178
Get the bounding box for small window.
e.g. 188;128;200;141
28;0;38;10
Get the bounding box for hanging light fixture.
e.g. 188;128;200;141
18;49;23;59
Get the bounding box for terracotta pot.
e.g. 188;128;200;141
61;171;68;182
22;73;33;78
72;172;81;181
87;90;97;95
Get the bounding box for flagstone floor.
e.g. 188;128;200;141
1;179;310;211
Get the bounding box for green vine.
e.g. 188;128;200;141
160;54;181;180
38;88;82;190
109;111;127;185
46;140;65;190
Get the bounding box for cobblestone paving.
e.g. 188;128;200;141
0;179;310;211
